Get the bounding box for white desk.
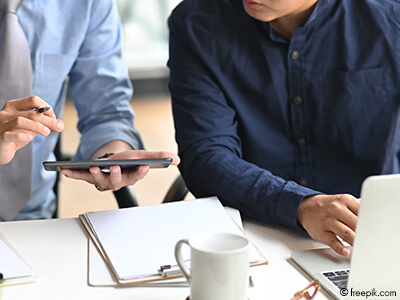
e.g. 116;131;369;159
0;216;334;299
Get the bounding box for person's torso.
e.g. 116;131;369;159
172;0;400;196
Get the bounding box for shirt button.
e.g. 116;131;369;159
298;138;306;146
293;96;302;104
299;179;307;186
291;51;300;59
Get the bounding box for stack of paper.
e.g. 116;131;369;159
79;197;267;286
0;232;37;286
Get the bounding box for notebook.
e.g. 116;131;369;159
291;174;400;299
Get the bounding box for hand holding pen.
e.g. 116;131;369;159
33;106;51;114
0;95;64;165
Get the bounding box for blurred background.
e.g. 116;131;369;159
58;0;193;218
118;0;181;80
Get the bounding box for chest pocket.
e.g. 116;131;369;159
325;68;386;112
322;68;394;157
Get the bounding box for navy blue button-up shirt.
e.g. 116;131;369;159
168;0;400;228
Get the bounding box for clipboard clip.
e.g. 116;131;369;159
158;264;182;277
158;264;254;287
158;259;190;277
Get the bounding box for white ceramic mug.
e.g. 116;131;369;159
174;232;249;300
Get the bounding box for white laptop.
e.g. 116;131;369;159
291;174;400;299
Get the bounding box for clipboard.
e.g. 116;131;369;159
79;197;267;285
86;206;246;287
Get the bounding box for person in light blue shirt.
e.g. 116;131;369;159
0;0;179;221
168;0;400;256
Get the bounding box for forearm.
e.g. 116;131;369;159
180;138;319;229
73;118;143;161
91;140;133;160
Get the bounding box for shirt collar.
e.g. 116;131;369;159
306;0;333;26
263;0;335;42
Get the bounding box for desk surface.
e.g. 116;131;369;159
0;216;333;299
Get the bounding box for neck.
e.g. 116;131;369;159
270;1;318;39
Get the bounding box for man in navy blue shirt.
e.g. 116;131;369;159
168;0;400;256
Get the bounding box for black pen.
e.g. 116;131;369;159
34;106;51;114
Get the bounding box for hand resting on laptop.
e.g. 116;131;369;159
297;194;360;256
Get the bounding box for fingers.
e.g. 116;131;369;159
334;207;358;245
2;115;62;137
60;165;150;191
0;96;64;134
89;166;124;190
322;196;358;237
2;128;36;143
0;99;63;164
108;165;149;189
318;218;354;256
298;194;360;256
0;128;36;164
3;95;53;116
110;150;181;166
321;232;351;256
60;150;177;190
136;151;180;166
90;165;150;190
26;111;64;133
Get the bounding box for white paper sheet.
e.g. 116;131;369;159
0;232;37;286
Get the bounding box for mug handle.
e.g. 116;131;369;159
174;239;191;282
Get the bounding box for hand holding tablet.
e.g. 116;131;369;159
43;150;179;191
43;158;173;173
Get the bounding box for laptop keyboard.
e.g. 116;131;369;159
322;269;350;290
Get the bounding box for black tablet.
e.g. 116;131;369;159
43;158;173;172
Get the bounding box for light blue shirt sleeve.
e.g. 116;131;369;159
12;0;144;220
68;0;144;160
